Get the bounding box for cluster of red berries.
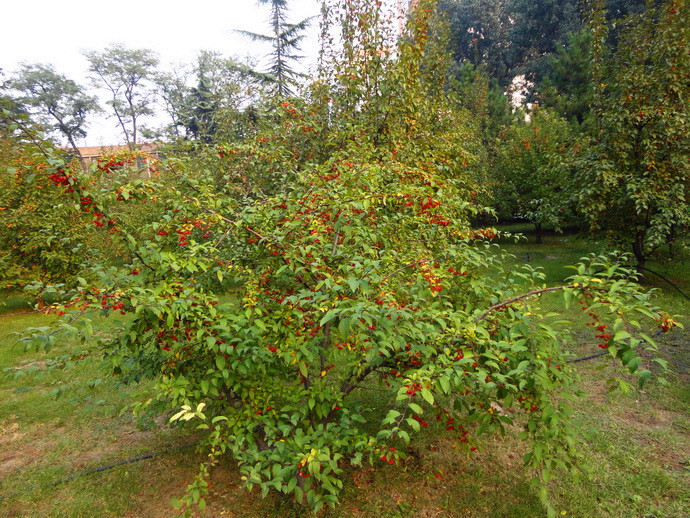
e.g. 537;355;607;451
584;308;613;348
49;169;73;188
279;101;300;118
657;316;678;333
419;196;441;211
404;382;424;396
97;159;127;171
428;217;450;226
177;229;192;247
380;447;397;465
99;294;126;315
465;228;497;240
414;262;443;293
411;415;429;428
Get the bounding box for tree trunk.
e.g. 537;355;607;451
632;229;646;270
668;225;676;259
131;115;137;148
534;222;543;245
66;134;87;171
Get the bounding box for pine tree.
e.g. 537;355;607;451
237;0;311;98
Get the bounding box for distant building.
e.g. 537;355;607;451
73;143;161;165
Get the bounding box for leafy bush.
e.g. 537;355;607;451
18;1;678;516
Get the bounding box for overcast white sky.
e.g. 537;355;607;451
1;0;322;146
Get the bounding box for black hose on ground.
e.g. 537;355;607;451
567;327;667;364
0;442;196;503
635;266;690;301
567;351;609;363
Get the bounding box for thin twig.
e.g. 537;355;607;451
380;259;431;283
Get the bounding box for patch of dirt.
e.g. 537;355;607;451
658;334;690;375
0;457;24;474
617;407;675;430
13;359;47;369
64;424;161;470
0;420;25;447
125;455;272;518
0;419;57;478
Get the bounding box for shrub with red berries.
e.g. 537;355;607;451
21;1;679;515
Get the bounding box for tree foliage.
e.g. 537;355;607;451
2;63;99;160
577;0;690;266
539;29;594;126
0;112;87;300
439;0;513;86
154;52;262;143
84;44;159;146
238;0;311;98
493;108;575;242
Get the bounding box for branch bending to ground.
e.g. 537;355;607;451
0;307;50;319
0;298;82;320
474;284;576;323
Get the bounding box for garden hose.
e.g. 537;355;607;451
0;442;196;503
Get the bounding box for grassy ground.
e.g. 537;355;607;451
1;230;688;517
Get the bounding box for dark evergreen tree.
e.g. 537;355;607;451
154;52;262;143
539;29;594;125
237;0;311;98
439;0;512;86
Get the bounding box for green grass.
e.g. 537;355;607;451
0;311;191;517
1;233;688;517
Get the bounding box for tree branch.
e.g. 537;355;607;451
474;284;575;323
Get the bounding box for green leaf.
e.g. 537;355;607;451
420;388;434;405
286;476;297;493
320;310;338;326
338;317;351;335
637;369;652;388
347;277;359;293
408;403;423;414
406;417;420;432
626;357;642;373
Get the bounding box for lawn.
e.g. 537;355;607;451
1;230;688;517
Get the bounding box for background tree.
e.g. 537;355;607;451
153;64;193;140
493;108;574;243
438;0;650;106
84;44;159;147
2;63;99;164
577;0;690;268
507;0;582;82
238;0;311;98
538;29;594;126
439;0;513;86
154;52;262;143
